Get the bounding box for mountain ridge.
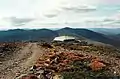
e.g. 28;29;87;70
0;27;120;47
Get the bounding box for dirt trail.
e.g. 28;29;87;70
0;43;43;79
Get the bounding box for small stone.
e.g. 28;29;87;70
53;74;63;79
0;62;2;64
37;74;45;79
36;70;44;74
44;63;49;67
114;71;116;74
15;71;21;77
15;74;27;79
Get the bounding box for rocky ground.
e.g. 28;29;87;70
0;42;120;79
0;42;45;79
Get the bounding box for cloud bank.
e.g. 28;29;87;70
0;0;120;29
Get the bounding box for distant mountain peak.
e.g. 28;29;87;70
62;27;73;29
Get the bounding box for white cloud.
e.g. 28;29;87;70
0;0;120;29
61;5;96;13
3;17;34;26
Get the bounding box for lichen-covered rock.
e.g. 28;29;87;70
89;60;106;71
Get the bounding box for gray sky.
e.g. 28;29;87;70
0;0;120;29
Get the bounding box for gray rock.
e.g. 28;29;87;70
15;74;27;79
36;69;44;74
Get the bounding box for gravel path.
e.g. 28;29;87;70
0;43;43;79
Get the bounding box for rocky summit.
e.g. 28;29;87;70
0;41;117;79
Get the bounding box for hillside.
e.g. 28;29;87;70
88;28;120;35
57;27;120;47
0;28;120;47
108;34;120;41
1;42;120;79
0;29;58;42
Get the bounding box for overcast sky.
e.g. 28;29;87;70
0;0;120;30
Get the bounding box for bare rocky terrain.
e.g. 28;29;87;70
0;42;120;79
0;43;45;79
